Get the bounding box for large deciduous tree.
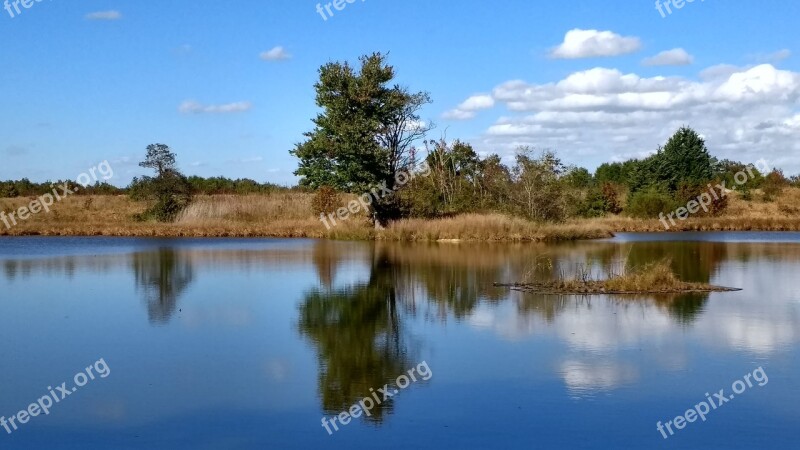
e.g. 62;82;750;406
291;53;432;224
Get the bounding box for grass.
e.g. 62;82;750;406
498;260;740;294
2;187;800;240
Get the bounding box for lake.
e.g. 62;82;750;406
0;233;798;449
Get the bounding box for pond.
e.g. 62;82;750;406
0;234;798;449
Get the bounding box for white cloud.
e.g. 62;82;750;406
443;94;495;120
179;100;253;114
86;11;122;21
450;63;800;172
750;49;792;64
259;46;291;61
642;48;694;66
549;29;641;59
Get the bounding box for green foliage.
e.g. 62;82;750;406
563;167;592;189
623;127;714;194
626;188;678;219
657;127;714;191
713;159;764;188
509;148;570;222
0;179;122;197
577;187;607;218
291;53;431;224
131;144;193;222
186;176;286;195
595;160;639;186
140;143;177;177
577;182;623;218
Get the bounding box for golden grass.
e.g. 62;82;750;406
379;213;613;242
2;187;800;240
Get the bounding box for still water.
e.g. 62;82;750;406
0;234;798;449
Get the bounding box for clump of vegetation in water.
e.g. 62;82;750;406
497;259;740;294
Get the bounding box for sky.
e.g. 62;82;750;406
1;0;799;187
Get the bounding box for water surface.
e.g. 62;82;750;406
0;234;797;449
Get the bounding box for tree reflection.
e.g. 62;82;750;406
131;249;194;324
299;246;409;422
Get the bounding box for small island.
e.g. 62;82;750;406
495;261;742;295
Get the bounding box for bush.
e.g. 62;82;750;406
626;188;677;219
131;171;193;222
311;186;341;216
762;170;788;202
678;182;729;216
601;182;623;214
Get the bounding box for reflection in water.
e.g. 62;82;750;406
131;249;195;324
299;238;800;404
300;246;409;422
3;236;799;409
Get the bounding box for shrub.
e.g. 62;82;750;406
762;170;788;202
626;188;677;219
311;186;341;216
131;171;193;222
576;182;622;218
576;187;607;218
601;182;623;214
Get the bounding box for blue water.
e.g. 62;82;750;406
0;235;797;449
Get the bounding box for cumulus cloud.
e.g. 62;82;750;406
443;94;495;120
447;64;800;172
260;46;291;61
86;11;122;20
642;48;694;66
550;29;641;59
179;100;253;114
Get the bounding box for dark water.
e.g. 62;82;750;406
0;234;798;449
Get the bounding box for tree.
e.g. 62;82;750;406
139;143;177;177
131;144;192;222
656;126;714;192
510;148;570;222
291;53;431;224
563;167;592;189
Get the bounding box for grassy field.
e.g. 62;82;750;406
1;188;800;241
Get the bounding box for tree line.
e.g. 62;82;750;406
293;53;799;224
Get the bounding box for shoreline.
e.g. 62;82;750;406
3;194;800;241
4;218;800;241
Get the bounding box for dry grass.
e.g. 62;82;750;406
2;187;800;240
379;213;613;242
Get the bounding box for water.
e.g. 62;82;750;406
0;234;797;449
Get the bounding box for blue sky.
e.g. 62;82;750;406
1;0;799;186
